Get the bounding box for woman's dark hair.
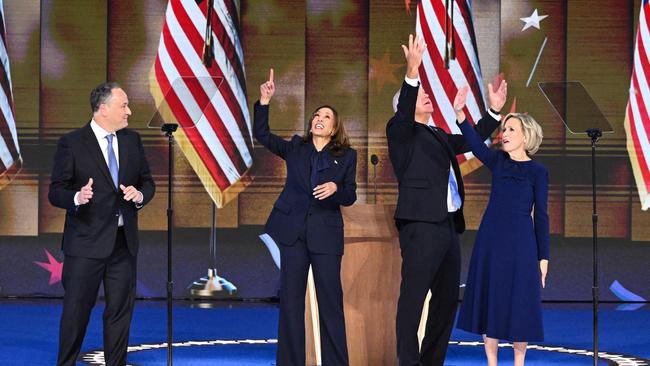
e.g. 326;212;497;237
90;82;121;113
301;105;351;156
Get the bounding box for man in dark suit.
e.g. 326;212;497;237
386;35;507;366
49;82;155;366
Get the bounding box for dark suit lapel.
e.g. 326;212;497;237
82;123;117;191
426;125;442;140
427;126;456;160
426;125;455;162
117;129;129;186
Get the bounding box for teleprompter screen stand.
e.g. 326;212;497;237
539;81;613;366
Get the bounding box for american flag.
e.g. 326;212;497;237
150;0;253;207
0;0;21;190
416;0;488;174
625;0;650;211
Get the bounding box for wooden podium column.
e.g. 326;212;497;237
306;204;401;366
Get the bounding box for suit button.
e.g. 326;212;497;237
115;213;119;217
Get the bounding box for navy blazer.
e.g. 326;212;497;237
48;123;155;258
386;81;500;233
254;101;357;255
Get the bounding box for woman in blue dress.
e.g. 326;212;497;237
453;87;549;366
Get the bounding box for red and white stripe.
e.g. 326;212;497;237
0;0;21;182
416;0;488;165
153;0;252;195
624;0;650;210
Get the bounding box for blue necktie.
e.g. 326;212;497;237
448;168;462;209
105;134;119;188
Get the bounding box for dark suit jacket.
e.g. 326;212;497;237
254;101;357;255
49;123;155;258
386;81;500;233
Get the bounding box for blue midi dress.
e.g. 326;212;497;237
456;120;550;342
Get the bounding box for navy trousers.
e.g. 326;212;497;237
276;237;349;366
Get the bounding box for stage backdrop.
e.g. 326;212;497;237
0;0;648;302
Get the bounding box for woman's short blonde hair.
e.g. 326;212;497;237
502;113;544;155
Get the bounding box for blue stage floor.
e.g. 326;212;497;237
0;299;648;365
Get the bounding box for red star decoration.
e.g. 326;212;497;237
34;249;63;285
369;53;402;93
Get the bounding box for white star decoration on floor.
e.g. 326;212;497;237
520;9;549;32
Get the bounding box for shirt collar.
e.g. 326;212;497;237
90;119;115;141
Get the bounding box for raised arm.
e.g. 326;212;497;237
253;68;292;159
449;75;508;161
457;116;499;170
386;82;418;143
475;75;506;141
386;34;426;143
454;73;508;125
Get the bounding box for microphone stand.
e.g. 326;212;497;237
161;123;178;366
370;154;379;204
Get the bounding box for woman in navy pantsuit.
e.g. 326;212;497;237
254;69;357;366
454;86;549;366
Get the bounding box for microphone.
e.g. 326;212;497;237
370;154;379;204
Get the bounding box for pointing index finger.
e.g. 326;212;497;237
269;68;274;83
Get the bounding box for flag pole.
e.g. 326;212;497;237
186;202;237;301
202;0;215;67
186;0;237;304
